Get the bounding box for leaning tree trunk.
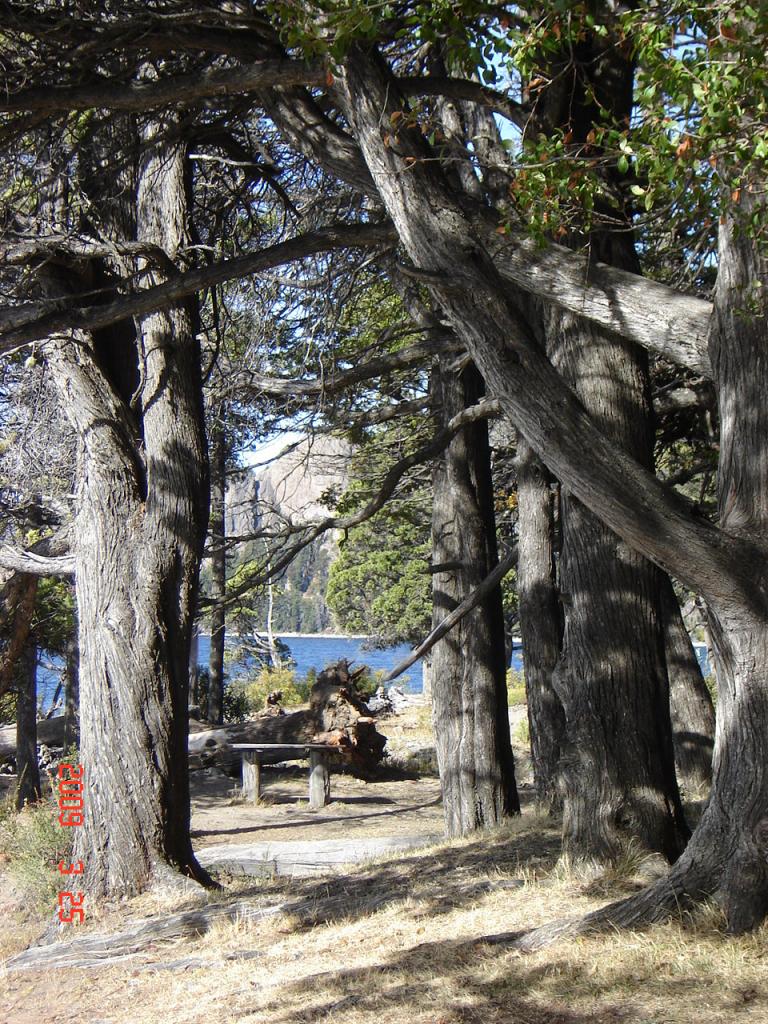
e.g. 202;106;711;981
660;579;715;790
338;40;768;936
431;357;519;836
15;640;41;810
44;123;211;898
672;183;768;930
515;439;564;812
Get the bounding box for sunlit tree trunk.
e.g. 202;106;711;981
15;639;41;810
44;122;212;897
431;358;519;835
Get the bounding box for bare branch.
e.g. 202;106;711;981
382;543;519;684
398;76;529;130
484;230;713;377
248;337;453;399
0;527;74;577
0;61;325;113
0;222;397;354
219;398;501;606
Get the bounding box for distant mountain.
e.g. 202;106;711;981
224;435;352;634
226;435;351;538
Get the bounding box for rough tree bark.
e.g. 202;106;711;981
515;440;563;811
535;27;687;865
43;121;213;897
15;640;41;809
338;44;768;934
63;628;79;750
661;581;715;789
431;357;519;835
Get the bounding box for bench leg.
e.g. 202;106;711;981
308;751;331;809
242;753;262;805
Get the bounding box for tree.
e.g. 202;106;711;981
430;356;519;833
1;0;764;930
515;440;563;812
527;11;688;865
326;440;431;647
333;22;768;931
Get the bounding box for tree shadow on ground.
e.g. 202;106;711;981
243;931;633;1024
224;822;563;926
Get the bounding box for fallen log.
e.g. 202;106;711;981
196;835;441;877
189;661;387;775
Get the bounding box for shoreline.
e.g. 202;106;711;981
196;632;372;641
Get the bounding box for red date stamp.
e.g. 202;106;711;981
56;763;86;924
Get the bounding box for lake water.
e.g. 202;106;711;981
195;633;427;691
33;634;704;716
36;634;526;715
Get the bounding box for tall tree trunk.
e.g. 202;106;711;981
63;627;79;751
533;23;687;865
44;122;212;897
660;581;715;790
672;183;768;929
515;440;564;811
207;411;226;725
338;40;768;933
431;357;519;836
15;640;41;810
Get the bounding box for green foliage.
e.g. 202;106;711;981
0;688;16;724
350;666;388;700
506;667;527;707
222;683;251;724
33;578;75;655
241;664;310;713
505;2;767;249
227;541;333;635
513;715;531;748
0;796;73;911
327;497;431;646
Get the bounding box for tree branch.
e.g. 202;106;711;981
248;337;452;399
0;60;325;113
0;222;397;354
218;398;501;606
485;231;712;377
338;45;752;613
398;76;529;130
382;543;519;684
0;547;74;576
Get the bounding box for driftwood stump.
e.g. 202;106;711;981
188;660;387;776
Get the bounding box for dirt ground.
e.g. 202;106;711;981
190;765;445;847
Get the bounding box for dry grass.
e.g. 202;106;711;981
4;814;768;1024
2;708;767;1024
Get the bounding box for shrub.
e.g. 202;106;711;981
506;667;527;706
352;666;387;700
513;715;531;747
243;664;308;713
0;795;73;911
222;683;251;723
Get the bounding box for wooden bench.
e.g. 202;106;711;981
231;743;339;809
